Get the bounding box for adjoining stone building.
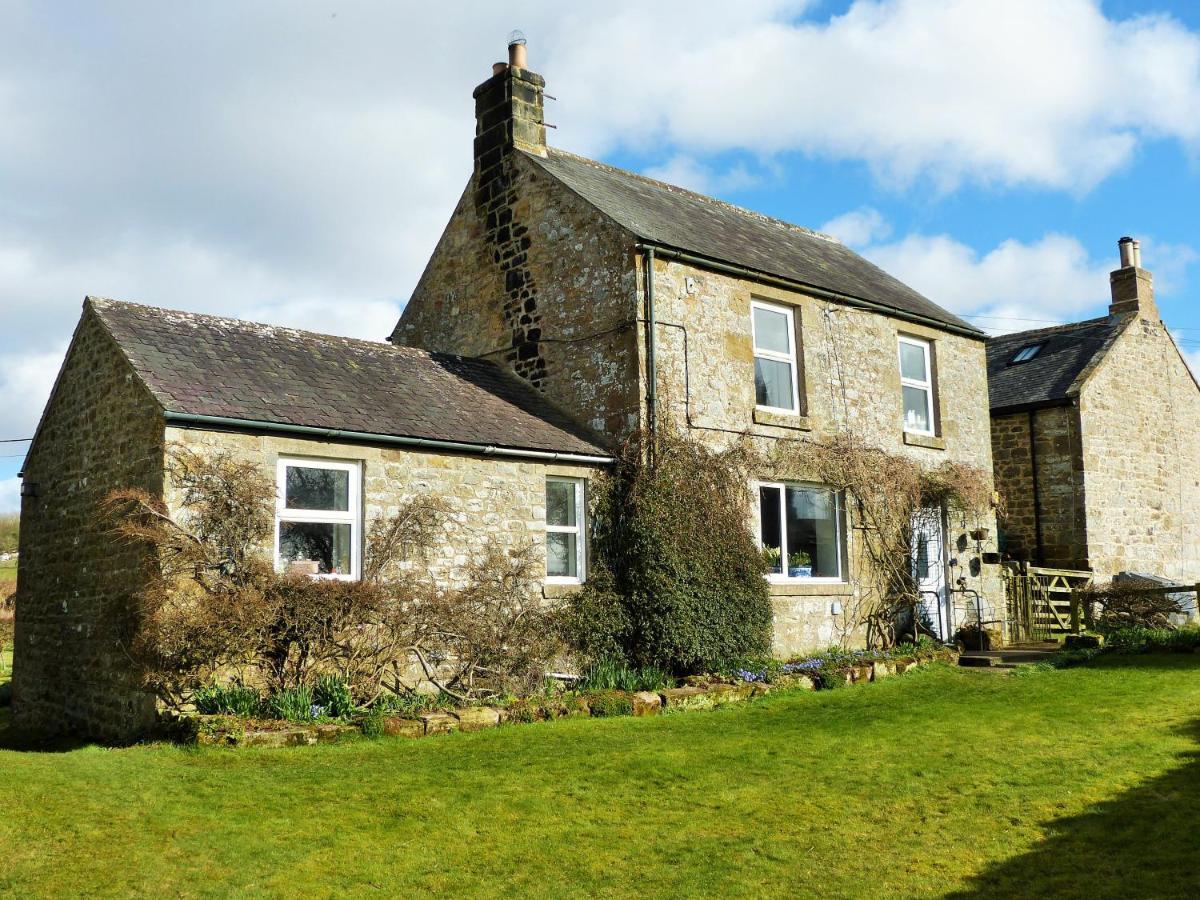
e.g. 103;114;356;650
15;39;1002;739
987;239;1200;582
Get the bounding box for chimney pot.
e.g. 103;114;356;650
507;30;527;69
1118;236;1135;268
492;62;507;76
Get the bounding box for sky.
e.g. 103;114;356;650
2;0;1200;512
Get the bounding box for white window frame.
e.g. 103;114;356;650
751;300;801;415
898;336;936;437
545;476;586;585
755;480;844;584
274;457;361;581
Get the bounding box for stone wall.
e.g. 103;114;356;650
644;255;1004;653
990;407;1089;568
394;155;641;442
12;307;165;740
1077;318;1200;581
166;428;601;596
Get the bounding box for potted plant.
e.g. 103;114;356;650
788;550;813;578
762;545;782;574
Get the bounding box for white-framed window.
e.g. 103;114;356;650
751;300;801;414
756;481;844;582
275;457;361;580
545;476;586;583
898;336;935;436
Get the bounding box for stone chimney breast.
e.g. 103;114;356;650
1109;236;1158;321
473;33;547;181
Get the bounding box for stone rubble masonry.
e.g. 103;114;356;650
167;428;601;595
1077;317;1200;581
394;150;641;442
13;308;165;741
644;254;1004;652
990;406;1089;569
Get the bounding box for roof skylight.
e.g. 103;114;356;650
1010;344;1043;364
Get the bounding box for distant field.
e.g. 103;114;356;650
0;556;16;589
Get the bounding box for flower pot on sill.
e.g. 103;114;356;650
788;566;813;578
969;528;990;542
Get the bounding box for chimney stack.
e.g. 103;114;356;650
473;31;547;184
1109;236;1158;321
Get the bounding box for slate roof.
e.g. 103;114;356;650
985;315;1128;413
523;148;981;337
87;297;609;457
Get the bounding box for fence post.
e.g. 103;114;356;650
1069;591;1081;635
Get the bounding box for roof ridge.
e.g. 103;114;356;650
985;315;1115;343
85;296;481;365
534;148;841;245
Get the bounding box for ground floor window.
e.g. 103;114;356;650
756;482;843;581
545;476;585;583
275;457;361;579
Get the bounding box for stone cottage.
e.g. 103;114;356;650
393;40;1003;650
987;239;1200;582
14;39;1001;739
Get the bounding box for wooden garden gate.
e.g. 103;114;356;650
1004;566;1093;643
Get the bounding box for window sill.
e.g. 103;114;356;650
543;582;585;599
768;582;853;596
903;431;945;450
753;409;812;431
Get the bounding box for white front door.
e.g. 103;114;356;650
912;509;950;641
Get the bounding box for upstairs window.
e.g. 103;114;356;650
898;336;935;436
546;477;586;583
275;458;361;579
751;300;800;414
1010;344;1043;364
757;482;843;582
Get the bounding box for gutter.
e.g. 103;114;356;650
635;242;984;341
161;411;615;465
643;245;657;443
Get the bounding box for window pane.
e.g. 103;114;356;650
759;486;783;575
286;466;350;511
547;532;578;578
784;487;840;578
546;480;576;527
279;521;352;575
752;306;791;354
755;357;795;410
903;385;931;432
899;342;928;382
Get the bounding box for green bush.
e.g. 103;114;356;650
313;675;354;719
192;682;262;717
370;691;442;718
584;691;634;718
567;429;772;674
264;685;315;722
1105;625;1200;654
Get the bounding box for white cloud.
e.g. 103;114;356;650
820;207;892;247
0;478;19;515
826;214;1196;333
3;0;1200;446
549;0;1200;192
641;155;764;195
0;344;67;449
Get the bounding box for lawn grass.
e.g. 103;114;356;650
2;657;1199;898
0;555;15;590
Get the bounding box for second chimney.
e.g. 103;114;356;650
1109;236;1158;321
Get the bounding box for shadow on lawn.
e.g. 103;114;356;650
951;714;1200;898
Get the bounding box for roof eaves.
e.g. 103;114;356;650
639;241;986;340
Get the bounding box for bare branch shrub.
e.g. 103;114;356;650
770;433;994;648
1082;582;1182;631
106;445;564;709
